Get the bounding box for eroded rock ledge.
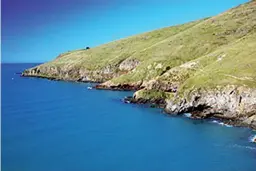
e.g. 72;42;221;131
22;58;141;83
164;86;256;129
22;65;118;82
95;80;144;91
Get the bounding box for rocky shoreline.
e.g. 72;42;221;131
22;70;256;131
131;87;256;130
124;95;256;130
95;84;141;91
165;86;256;130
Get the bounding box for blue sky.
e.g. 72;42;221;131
2;0;249;63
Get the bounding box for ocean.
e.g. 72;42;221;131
2;63;256;171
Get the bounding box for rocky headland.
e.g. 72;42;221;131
23;1;256;129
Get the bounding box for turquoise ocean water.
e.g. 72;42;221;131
2;63;256;171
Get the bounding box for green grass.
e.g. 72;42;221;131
180;31;256;92
42;19;203;71
26;0;256;100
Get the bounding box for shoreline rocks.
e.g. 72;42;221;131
122;96;166;108
22;72;256;130
164;86;256;130
95;84;141;91
22;68;256;130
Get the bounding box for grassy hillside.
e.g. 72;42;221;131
33;19;203;71
24;0;256;96
110;0;256;86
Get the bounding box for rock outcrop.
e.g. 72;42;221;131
164;86;256;129
23;58;141;83
119;59;140;71
22;64;121;82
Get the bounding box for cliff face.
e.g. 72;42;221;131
165;86;256;129
23;64;117;82
22;58;140;83
23;1;256;129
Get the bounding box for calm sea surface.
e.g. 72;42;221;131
2;63;256;171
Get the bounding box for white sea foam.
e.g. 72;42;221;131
224;124;233;128
249;135;256;143
211;120;219;123
219;122;225;126
87;86;93;90
184;113;192;118
211;120;233;127
232;144;256;150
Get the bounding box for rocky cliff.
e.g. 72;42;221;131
165;86;256;129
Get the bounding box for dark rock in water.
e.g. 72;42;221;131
122;96;165;108
123;96;133;103
150;104;158;108
123;96;149;104
95;83;142;91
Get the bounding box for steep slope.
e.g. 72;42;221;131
23;19;203;82
23;1;256;128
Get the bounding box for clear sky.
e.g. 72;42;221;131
2;0;249;63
